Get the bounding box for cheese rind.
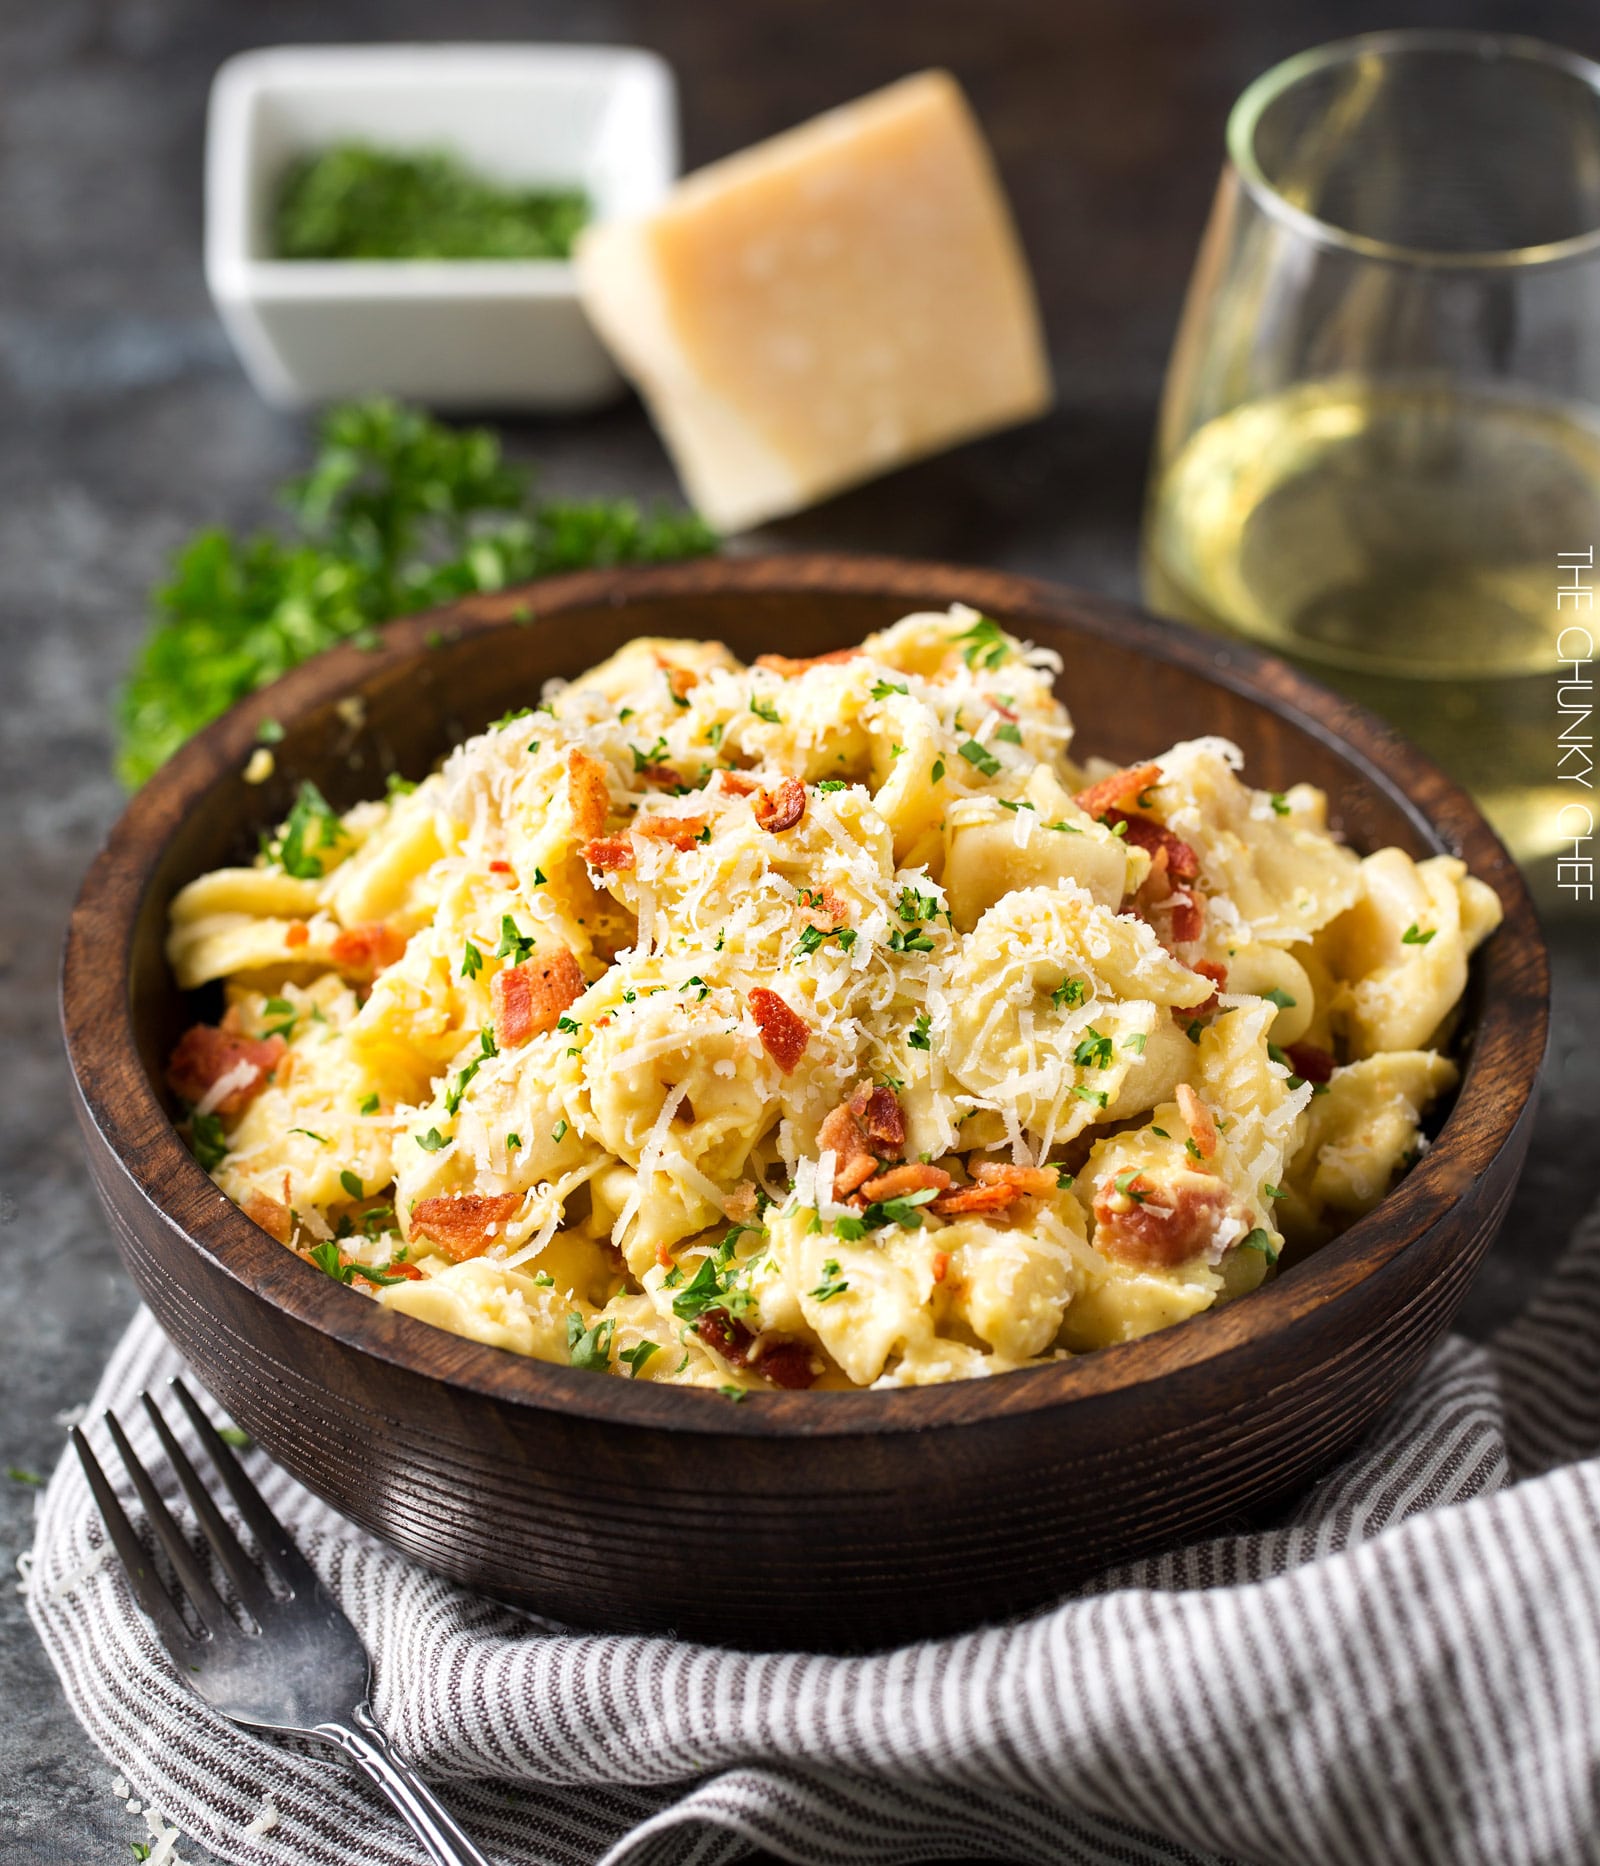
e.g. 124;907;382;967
576;70;1054;531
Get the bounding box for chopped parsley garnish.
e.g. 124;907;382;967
551;1119;568;1144
704;721;725;747
359;1092;381;1115
1402;924;1436;945
339;1169;364;1200
630;735;669;772
956;613;1009;670
1051;976;1087;1010
460;940;483;979
1123;1032;1147;1055
931;758;946;784
809;1258;850;1302
533;867;548;886
832;1215;868;1242
749;694;782;724
189;1111;228;1171
908;1013;932;1051
1259;987;1297;1009
1071;1085;1109;1108
861;1186;940;1231
870;678;908;700
718;1384;748;1402
288;1126;327;1143
308;1240;408;1287
679;975;709;1000
618;1341;660;1378
267;780;347;879
1269;792;1291;816
1185;1020;1204;1045
1263;1184;1286;1200
566;1313;616;1372
496;915;535;964
1044;818;1081;834
1113;1170;1147;1201
530;1269;552;1286
386;772;417;797
444;1059;480;1114
997;797;1035;813
506;1132;522;1150
1073;1028;1113;1069
815;778;847;793
670;1255;728;1322
261;995;297;1040
1238;1227;1279;1264
993;722;1023;745
794;923;856;959
415;1127;449;1152
957;738;1002;778
1267;1042;1307;1088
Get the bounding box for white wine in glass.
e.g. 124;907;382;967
1144;32;1600;899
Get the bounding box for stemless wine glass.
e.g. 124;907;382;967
1143;30;1600;889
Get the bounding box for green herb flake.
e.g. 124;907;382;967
460;940;483;980
506;1132;522;1150
749;694;782;724
267;780;347;880
1070;1085;1109;1108
1260;987;1298;1010
1122;1032;1147;1055
993;722;1023;744
931;758;946;784
718;1384;748;1402
339;1169;364;1200
870;678;909;700
1113;1170;1147;1201
956;613;1010;670
809;1258;850;1302
1402;924;1436;946
1238;1227;1280;1264
566;1313;616;1372
957;738;1002;778
189;1111;228;1172
1269;792;1291;816
908;1013;933;1051
415;1127;450;1152
619;1341;660;1378
496;915;535;964
1073;1028;1113;1070
1051;976;1087;1010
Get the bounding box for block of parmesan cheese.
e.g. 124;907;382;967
575;71;1053;532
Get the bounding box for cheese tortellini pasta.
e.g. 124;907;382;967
163;608;1500;1392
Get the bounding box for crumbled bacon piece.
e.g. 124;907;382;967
800;885;850;931
638;762;682;788
716;769;760;797
753;647;863;677
167;1025;285;1115
1105;811;1200;883
567;748;611;841
656;1240;674;1269
749;987;808;1073
581;835;635;872
488;859;513;875
410;1192;523;1263
753;1337;817;1389
833;1154;879;1198
284;920;309;949
1092;1169;1236;1269
931;1161;1060;1216
635;815;708;852
929;1182;1015;1216
753;776;806;833
329;920;407;979
1175;1084;1218;1160
847;1080;906;1156
931;1250;950;1285
654;655;699;702
1167;889;1206;945
353;1260;425;1290
723;1180;759;1223
492;947;585;1048
694;1310;753;1366
860;1163;951;1204
1075;762;1163;819
1285;1042;1336;1084
240;1189;292;1244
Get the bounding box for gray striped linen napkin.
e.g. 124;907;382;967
26;1199;1600;1866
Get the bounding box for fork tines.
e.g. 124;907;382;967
71;1379;314;1648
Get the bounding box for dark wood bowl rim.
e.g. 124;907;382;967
62;554;1549;1439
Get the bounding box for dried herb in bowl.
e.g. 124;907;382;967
113;400;717;786
275;143;590;261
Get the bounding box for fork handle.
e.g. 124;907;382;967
316;1703;494;1866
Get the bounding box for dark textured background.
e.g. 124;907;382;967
2;2;1597;1861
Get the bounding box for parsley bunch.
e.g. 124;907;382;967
114;399;717;786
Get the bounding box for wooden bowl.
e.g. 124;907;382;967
62;556;1548;1650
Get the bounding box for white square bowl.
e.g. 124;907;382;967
205;44;677;412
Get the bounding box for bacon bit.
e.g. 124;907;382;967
638;762;682;789
654;655;700;702
240;1189;292;1244
749;987;808;1073
581;835;635;872
929;1181;1015;1216
970;1161;1062;1196
860;1163;952;1204
1168;890;1206;945
801;885;850;931
329;920;407;978
488;859;513;875
753;647;863;677
753;776;806;833
834;1154;879;1198
724;1180;759;1223
167;1025;285;1115
1075;762;1163;819
716;769;761;797
695;1310;753;1366
567;748;612;842
1285;1041;1336;1084
989;697;1019;722
1105;811;1200;883
752;1337;817;1389
353;1260;425;1290
492;947;585;1048
1093;1170;1235;1269
1176;1084;1218;1161
635;815;708;852
284;920;310;949
931;1250;950;1285
847;1081;907;1156
410;1192;523;1263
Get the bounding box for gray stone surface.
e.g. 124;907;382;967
2;3;1597;1863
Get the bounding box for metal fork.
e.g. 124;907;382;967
72;1379;493;1866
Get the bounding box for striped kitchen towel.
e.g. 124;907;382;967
26;1198;1600;1866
